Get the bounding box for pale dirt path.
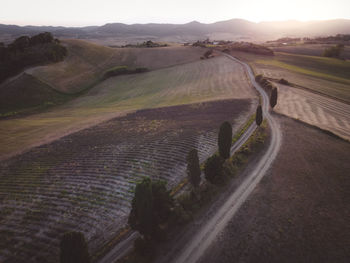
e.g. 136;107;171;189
170;53;282;263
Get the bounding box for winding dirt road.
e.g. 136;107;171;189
171;54;282;263
98;54;282;263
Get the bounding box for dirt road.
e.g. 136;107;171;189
170;54;282;263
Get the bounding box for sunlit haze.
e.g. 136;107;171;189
1;0;350;26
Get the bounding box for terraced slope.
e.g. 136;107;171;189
0;55;256;160
0;99;255;263
28;39;204;93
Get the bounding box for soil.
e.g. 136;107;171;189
0;98;254;263
199;115;350;263
275;83;350;141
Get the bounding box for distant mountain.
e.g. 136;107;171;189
1;19;350;44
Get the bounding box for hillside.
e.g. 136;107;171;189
0;55;257;161
28;39;204;93
1;19;350;44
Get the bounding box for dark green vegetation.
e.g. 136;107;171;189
128;178;174;261
0;73;72;117
128;178;174;239
256;52;350;85
270;87;278;108
0;32;67;83
218;121;232;159
122;41;168;48
222;42;274;56
255;105;263;126
124;117;268;263
187;149;201;188
255;74;275;92
60;232;90;263
204;154;225;185
102;66;148;80
323;44;344;58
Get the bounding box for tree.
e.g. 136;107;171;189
151;180;173;224
270;87;278;108
204;154;224;184
60;232;90;263
128;177;153;238
186;149;201;188
128;178;174;240
218;121;232;159
256;105;263;126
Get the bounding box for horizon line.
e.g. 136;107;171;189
1;17;349;28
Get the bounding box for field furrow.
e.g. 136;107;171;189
0;99;255;262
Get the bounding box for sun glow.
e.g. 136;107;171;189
1;0;349;26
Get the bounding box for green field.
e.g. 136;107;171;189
256;52;350;85
0;56;256;160
229;51;350;103
28;39;204;94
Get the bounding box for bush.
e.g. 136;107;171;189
187;149;201;188
278;78;289;85
323;44;344;58
204;154;224;184
218;121;232;159
134;237;155;261
60;232;90;263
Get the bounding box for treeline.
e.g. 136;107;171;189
102;66;149;80
0;32;67;83
323;44;345;58
223;42;274;56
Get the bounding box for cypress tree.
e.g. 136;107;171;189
218;121;232;159
256;105;263;126
270;87;278;108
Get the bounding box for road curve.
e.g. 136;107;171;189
171;54;282;263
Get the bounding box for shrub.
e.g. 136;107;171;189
323;44;344;58
204;49;213;58
204;154;224;184
134;237;155;261
60;232;90;263
186;149;201;188
278;78;289;85
218;121;232;159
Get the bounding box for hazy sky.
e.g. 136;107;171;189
1;0;349;26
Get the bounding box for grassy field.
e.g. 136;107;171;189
0;56;257;160
229;50;350;103
256;52;350;85
0;74;73;117
28;39;205;93
271;43;350;59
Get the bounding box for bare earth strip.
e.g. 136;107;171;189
275;83;350;141
0;99;255;263
0;56;256;161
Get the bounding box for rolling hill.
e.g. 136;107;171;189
1;19;350;44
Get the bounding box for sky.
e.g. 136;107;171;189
1;0;349;26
